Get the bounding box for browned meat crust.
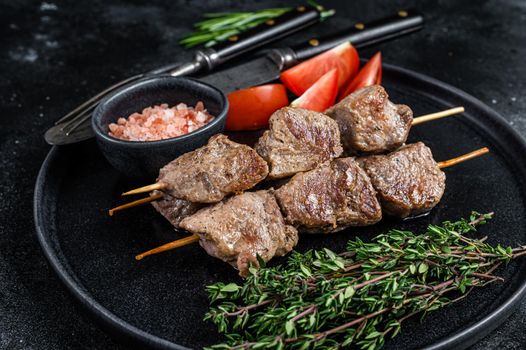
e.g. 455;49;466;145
255;107;343;179
359;142;446;218
179;190;298;277
157;134;269;203
274;158;382;233
150;190;204;228
325;85;413;154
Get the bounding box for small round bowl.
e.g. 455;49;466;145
92;76;228;179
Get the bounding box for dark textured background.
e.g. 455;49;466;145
1;0;525;349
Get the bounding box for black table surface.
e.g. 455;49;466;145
1;0;525;349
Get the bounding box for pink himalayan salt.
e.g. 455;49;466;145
108;101;214;141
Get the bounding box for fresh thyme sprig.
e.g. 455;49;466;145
179;1;335;48
204;212;526;350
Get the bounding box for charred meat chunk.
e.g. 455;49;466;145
325;85;413;154
255;107;343;179
359;142;446;218
275;158;382;233
179;190;298;276
150;191;204;228
157;134;269;203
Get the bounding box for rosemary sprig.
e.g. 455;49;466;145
179;1;335;48
204;212;526;349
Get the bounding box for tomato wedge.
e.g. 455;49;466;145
290;68;338;112
226;84;289;131
280;42;359;96
338;51;382;101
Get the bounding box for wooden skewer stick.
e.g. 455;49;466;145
412;106;465;126
108;193;163;216
135;234;200;260
437;147;489;169
122;183;165;196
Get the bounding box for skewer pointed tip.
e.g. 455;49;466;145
438;147;489;169
413;106;465;126
108;193;163;216
134;234;200;261
122;183;165;196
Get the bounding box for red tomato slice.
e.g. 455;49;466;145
226;84;289;131
338;51;382;101
280;42;359;96
290;68;338;112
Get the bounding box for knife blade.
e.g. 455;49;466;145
200;52;288;92
201;10;423;93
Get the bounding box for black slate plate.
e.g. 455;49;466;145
34;64;526;350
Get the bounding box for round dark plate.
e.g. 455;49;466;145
34;64;526;350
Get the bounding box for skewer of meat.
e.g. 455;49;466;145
109;102;462;218
255;87;463;179
133;146;488;275
109;134;269;218
271;144;488;229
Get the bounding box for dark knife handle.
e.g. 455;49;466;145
292;10;423;61
197;5;321;70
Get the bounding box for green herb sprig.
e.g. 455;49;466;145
204;212;526;350
179;1;335;48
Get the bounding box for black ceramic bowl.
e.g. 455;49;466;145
92;76;228;179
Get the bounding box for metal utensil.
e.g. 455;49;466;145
202;10;424;92
45;5;322;145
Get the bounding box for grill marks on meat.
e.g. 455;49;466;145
325;85;413;154
359;142;446;218
157;134;269;203
179;190;298;277
275;158;382;233
150;190;204;228
255;107;343;179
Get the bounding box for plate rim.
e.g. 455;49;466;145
34;63;526;350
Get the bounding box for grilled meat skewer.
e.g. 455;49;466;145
122;134;269;203
252;86;462;181
133;147;489;274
